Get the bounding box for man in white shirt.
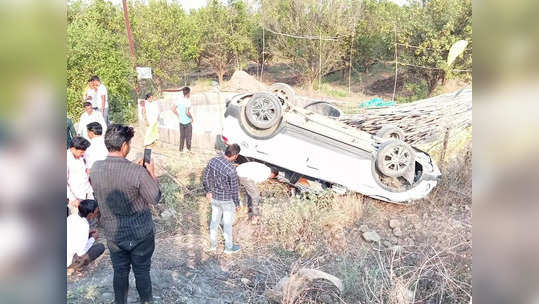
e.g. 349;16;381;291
83;78;99;108
67;199;105;274
84;122;108;170
236;161;278;221
90;75;109;126
78;102;107;141
67;136;93;214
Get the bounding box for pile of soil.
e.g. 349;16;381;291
225;70;267;92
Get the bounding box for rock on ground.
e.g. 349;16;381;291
359;224;369;232
393;227;403;237
389;219;401;229
362;231;381;243
266;268;343;303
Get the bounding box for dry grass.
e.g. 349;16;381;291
261;192;364;257
148;132;471;304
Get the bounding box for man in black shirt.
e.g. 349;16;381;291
90;124;161;304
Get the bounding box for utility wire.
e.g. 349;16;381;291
398;62;472;72
262;26;342;41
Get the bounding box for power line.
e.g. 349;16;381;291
262;26;341;41
398;61;472;72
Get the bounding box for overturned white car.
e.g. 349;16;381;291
221;83;441;203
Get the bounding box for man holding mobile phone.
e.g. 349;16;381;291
90;124;161;304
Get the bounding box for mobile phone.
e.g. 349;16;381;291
143;148;151;168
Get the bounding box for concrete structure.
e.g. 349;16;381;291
138;90;237;150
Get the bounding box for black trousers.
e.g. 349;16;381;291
179;122;192;151
107;233;155;304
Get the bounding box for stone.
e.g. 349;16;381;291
102;292;113;301
362;231;381;243
389;219;401;229
171;270;184;282
266;268;343;303
161;208;176;220
240;278;251;286
404;237;415;247
393;227;403;237
359;224;369;232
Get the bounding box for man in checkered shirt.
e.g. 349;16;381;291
203;144;242;254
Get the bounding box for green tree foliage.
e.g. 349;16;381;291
195;0;255;85
396;0;472;93
250;10;275;75
261;0;359;88
66;0;472;113
353;0;399;73
252;22;275;74
130;0;201;92
67;0;134;122
262;0;358;86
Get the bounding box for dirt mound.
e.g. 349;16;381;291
226;70;267;92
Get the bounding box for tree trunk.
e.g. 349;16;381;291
217;68;224;86
154;78;162;95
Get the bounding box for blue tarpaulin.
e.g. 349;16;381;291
360;97;395;108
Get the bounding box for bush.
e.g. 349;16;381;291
318;83;349;98
335;242;472;304
262;192;363;257
396;79;429;103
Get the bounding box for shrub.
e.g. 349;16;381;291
262;192;363;257
396;79;429;103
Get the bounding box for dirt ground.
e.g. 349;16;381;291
67;120;472;303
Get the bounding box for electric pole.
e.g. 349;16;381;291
122;0;140;95
122;0;136;63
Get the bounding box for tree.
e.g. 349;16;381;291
195;0;255;85
67;0;134;122
252;22;275;78
352;0;398;73
130;0;201;92
396;0;472;93
261;0;359;88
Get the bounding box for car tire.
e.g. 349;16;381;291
245;92;282;130
240;94;285;139
269;83;295;104
376;125;405;141
376;140;415;178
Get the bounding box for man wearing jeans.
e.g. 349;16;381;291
90;124;161;304
202;144;241;254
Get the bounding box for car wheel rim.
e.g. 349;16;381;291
382;145;410;174
249;97;276;124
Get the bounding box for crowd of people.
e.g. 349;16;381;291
66;78;281;304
